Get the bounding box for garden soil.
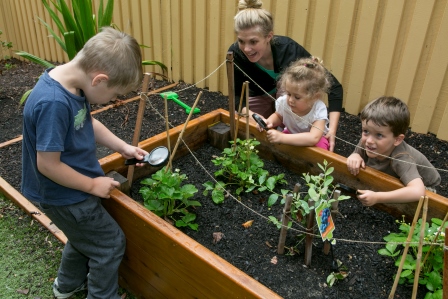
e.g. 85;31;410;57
2;59;448;299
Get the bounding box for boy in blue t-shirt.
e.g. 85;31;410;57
22;27;148;299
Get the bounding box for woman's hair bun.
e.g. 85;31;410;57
238;0;263;10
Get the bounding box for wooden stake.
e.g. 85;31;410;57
245;81;250;140
422;210;448;265
0;82;179;150
233;82;246;147
226;52;236;141
127;73;151;186
277;183;301;254
277;194;293;254
165;91;203;172
412;196;428;299
304;199;315;267
444;227;448;299
389;196;425;299
164;94;172;170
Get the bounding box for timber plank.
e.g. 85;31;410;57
104;188;281;299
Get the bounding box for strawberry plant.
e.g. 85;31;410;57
203;138;288;206
139;168;200;230
378;216;446;298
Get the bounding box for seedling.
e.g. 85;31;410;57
161;91;200;114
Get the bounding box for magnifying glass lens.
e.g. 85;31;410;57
148;147;169;166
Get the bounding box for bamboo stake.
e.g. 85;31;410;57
444;227;448;299
422;210;448;265
165;91;203;172
0;82;179;150
226;52;236;141
232;82;247;152
127;74;151;186
234;82;246;138
164;94;172;170
412;196;428;299
245;81;250;140
389;196;425;299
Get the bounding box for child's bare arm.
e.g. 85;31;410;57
37;151;119;198
347;153;365;176
356;178;426;206
266;119;325;146
92;117;148;160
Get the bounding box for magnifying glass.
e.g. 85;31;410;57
124;146;170;166
252;113;268;130
338;183;359;195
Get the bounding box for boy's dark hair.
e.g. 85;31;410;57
360;96;410;136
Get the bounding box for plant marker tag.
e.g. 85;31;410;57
315;202;335;241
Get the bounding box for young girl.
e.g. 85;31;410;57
258;57;333;150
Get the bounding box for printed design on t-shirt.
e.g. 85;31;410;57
74;103;87;130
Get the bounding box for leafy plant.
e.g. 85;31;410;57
202;138;288;206
291;160;350;221
378;216;446;298
326;260;349;286
0;29;13;60
139;168;200;230
16;0;167;105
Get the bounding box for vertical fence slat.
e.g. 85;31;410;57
3;0;448;141
413;3;448;134
344;0;379;114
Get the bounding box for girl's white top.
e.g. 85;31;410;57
275;95;329;135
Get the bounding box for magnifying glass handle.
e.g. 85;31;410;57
124;157;146;165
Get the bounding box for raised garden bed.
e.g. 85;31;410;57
98;109;447;298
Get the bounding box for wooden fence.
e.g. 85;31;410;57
1;0;448;140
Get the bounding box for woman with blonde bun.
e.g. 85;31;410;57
229;0;343;151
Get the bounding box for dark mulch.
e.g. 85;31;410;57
1;58;447;298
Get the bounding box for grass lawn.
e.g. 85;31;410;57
0;193;135;299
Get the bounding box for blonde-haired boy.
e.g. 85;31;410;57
22;27;147;298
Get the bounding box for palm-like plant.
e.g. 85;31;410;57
17;0;167;104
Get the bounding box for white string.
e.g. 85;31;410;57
134;60;446;247
231;60;448;174
139;90;442;248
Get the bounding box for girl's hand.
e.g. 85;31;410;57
266;129;282;144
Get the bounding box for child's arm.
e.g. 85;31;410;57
37;151;119;198
356;178;426;206
92;117;148;160
266;119;326;146
347;153;366;176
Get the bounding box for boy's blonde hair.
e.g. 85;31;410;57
360;96;410;136
234;0;273;38
73;27;143;91
278;57;332;99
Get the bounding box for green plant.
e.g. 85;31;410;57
378;216;446;298
202;138;288;206
326;260;349;286
139;168;200;230
0;29;13;60
16;0;167;105
291;160;350;221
